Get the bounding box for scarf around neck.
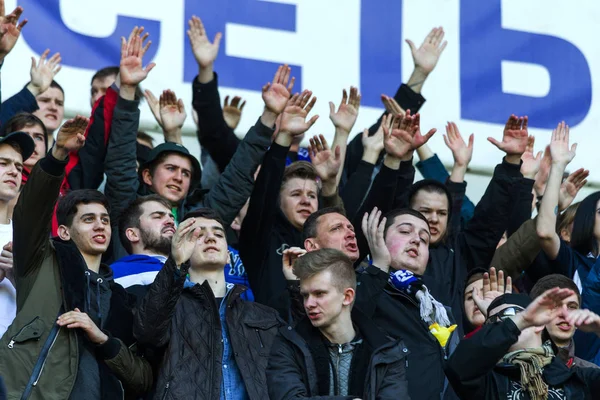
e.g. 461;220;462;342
501;341;554;400
388;269;457;346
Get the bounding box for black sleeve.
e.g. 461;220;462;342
445;318;522;399
340;160;375;221
133;257;186;347
506;178;534;238
459;159;523;271
352;163;404;267
342;84;425;182
391;158;416;209
192;73;241;172
446;180;466;238
238;142;289;301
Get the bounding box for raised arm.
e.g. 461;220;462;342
238;90;317;299
536;122;577;260
144;89;186;144
187;15;241;172
328;87;361;186
13;117;86;283
200;65;295;226
459;115;529;271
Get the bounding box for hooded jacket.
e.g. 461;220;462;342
267;309;411;400
133;256;283;400
445;318;600;399
0;155;152;399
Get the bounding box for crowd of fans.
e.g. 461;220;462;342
1;2;600;400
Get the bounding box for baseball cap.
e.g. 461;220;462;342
138;142;202;188
0;131;35;161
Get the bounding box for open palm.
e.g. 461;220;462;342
0;4;26;58
187;15;221;68
309;135;341;182
406;27;447;74
262;65;295;114
488;115;529;156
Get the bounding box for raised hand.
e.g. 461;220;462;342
513;288;575;329
361;207;390;272
223;96;246;130
361;127;385;164
472;267;512;319
534;145;552;196
262;64;295;117
487;115;529;161
144;89;187;138
282;247;306;281
120;26;155;89
159;90;187;138
171;218;200;267
329;87;361;134
382;111;436;160
406;27;448;75
381;94;405;116
187;15;222;69
558;168;589;211
549;121;577;166
308;134;342;183
52;116;89;160
57;308;108;344
278;90;318;142
444;122;474;168
0;2;27;60
27;49;61;96
564;308;600;335
520;136;542;179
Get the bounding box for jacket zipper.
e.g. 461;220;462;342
161;382;170;400
21;324;61;400
7;316;40;349
336;344;342;394
255;329;264;348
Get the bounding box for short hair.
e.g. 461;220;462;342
293;248;356;292
91;66;119;84
281;161;319;191
90;66;144;101
49;80;64;96
465;267;487;290
56;189;110;227
136;131;154;148
382;208;429;239
1;112;49;152
530;274;581;306
557;202;580;235
302;206;347;242
407;179;452;215
183;207;226;231
571;192;600;257
118;195;172;254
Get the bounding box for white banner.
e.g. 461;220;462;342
3;0;599;180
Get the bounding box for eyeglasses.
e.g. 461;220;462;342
485;306;525;324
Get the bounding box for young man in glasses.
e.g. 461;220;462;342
446;290;600;399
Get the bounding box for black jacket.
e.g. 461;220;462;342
355;265;459;400
239;142;403;320
267;309;411;400
133;257;283;400
420;160;529;335
445;318;600;399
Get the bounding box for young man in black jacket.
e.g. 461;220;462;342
133;208;282;400
357;207;459;400
267;248;410;399
446;290;600;399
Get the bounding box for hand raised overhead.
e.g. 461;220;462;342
329;87;361;134
52;116;89;160
0;1;27;60
120;26;155;88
